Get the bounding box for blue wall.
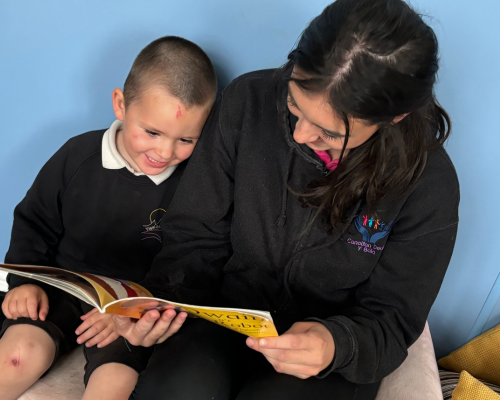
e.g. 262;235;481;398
1;0;499;358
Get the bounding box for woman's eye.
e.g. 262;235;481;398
287;96;298;109
321;131;342;141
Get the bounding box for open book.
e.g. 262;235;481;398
0;264;278;338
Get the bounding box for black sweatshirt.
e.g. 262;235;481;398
141;69;460;384
6;129;186;289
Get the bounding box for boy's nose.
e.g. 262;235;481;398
155;145;173;161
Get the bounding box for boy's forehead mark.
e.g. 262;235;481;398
176;105;182;119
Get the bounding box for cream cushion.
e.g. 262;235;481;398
18;322;442;400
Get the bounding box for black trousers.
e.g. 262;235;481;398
130;318;380;400
0;287;152;385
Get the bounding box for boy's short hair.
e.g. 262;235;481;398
124;36;217;108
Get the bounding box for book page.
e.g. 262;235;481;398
0;264;100;308
104;297;279;338
0;264;154;309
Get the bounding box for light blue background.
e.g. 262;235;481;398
1;0;499;358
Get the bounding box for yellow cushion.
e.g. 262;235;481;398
452;371;500;400
439;324;500;386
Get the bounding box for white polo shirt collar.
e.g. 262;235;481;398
102;120;177;185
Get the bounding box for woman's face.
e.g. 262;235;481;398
287;75;380;160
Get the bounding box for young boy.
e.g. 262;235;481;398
0;36;217;400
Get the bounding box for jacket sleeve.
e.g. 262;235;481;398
140;97;236;303
312;171;460;383
5;141;74;290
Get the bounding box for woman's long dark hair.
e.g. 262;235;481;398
284;0;450;228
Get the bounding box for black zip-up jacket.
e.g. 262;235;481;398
141;69;460;383
6;130;186;290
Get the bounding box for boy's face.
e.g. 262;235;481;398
112;87;210;175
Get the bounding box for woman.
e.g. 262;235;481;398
116;0;459;398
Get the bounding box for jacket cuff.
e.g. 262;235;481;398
305;316;356;378
7;274;45;291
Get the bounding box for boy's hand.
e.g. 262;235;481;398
2;284;49;321
76;308;119;348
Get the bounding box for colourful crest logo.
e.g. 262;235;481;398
354;215;394;245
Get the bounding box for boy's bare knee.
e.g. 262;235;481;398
0;325;55;375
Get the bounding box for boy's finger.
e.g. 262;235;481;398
80;308;99;320
9;299;18;319
38;290;49;321
17;299;30;319
97;332;120;348
2;297;12;319
26;297;39;320
156;312;187;344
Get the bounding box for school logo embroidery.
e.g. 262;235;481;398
346;215;394;255
141;208;166;243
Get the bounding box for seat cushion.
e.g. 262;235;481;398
375;322;443;400
18;322;442;400
17;346;86;400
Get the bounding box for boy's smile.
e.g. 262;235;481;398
112;87;210;176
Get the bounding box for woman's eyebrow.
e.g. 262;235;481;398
288;83;345;138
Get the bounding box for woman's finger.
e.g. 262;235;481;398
264;355;320;379
97;332;120;348
113;310;161;347
141;309;178;346
77;321;103;344
258;348;321;367
250;333;306;351
80;308;99;320
85;326;112;347
155;312;187;344
75;312;101;335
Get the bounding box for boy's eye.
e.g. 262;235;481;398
179;138;194;144
145;129;160;137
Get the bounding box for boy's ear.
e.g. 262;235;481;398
112;88;126;121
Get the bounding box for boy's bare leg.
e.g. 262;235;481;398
83;363;139;400
0;324;56;400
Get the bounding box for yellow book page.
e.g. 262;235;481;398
104;298;278;338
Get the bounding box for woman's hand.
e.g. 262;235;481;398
76;308;119;348
113;309;187;347
246;321;335;379
1;284;49;321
